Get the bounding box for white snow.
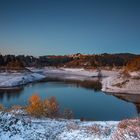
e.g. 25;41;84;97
0;111;119;140
129;71;140;78
29;67;118;81
0;72;45;88
102;72;140;94
0;111;139;140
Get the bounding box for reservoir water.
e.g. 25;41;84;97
0;79;139;121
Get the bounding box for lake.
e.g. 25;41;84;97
0;79;139;121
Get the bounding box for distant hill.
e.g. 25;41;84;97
0;53;139;69
64;53;139;69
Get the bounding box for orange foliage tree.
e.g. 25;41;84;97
26;95;59;118
126;56;140;71
26;95;44;117
43;97;59;117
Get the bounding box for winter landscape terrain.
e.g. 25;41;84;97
0;67;140;139
1;67;140;94
0;109;140;140
1;0;140;139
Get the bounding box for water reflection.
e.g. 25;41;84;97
0;78;139;118
42;77;102;91
0;87;23;101
135;104;140;114
109;93;140;114
0;79;102;102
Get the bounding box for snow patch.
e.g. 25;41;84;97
0;72;45;88
0;111;119;140
102;72;140;94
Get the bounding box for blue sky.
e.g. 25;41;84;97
0;0;140;56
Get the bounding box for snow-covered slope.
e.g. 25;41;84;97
0;111;118;140
102;71;140;94
29;67;118;81
0;111;139;140
0;72;45;88
45;67;118;77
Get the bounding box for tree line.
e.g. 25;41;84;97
0;53;139;69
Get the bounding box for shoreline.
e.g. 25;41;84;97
0;67;140;94
0;72;46;89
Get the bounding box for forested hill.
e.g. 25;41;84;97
0;53;139;69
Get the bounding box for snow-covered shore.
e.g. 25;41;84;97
29;67;118;81
41;67;140;94
0;67;140;94
102;71;140;94
0;72;45;88
0;110;139;140
0;68;140;139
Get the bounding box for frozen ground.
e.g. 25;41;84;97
0;68;140;139
0;111;139;140
102;71;140;94
0;72;45;88
29;67;118;81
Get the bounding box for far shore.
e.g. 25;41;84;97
0;67;140;94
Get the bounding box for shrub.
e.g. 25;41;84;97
11;105;23;110
67;122;79;130
62;109;74;119
26;95;59;118
0;104;4;111
112;118;140;140
26;95;44;117
86;125;101;135
43;97;59;117
7;105;23;113
7;60;25;70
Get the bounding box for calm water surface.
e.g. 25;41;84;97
0;80;139;121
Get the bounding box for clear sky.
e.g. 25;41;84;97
0;0;140;56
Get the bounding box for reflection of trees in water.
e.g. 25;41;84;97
111;93;140;115
0;79;140;117
43;77;102;91
0;79;101;102
66;80;102;91
135;104;140;114
0;88;23;101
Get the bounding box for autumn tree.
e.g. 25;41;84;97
26;95;44;117
26;95;59;118
126;56;140;71
43;97;59;117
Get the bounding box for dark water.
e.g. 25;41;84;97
0;79;139;121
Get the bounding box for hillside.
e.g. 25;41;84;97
0;53;139;69
125;56;140;71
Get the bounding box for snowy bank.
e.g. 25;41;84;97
0;111;118;140
102;71;140;94
29;67;118;81
27;67;140;94
0;111;139;140
0;72;45;88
